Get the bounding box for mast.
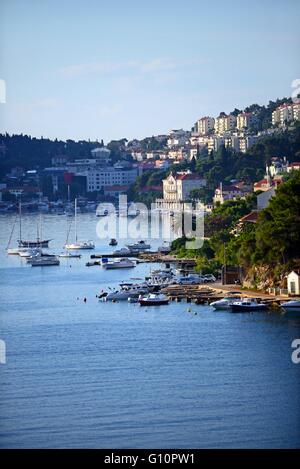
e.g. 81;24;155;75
74;198;77;243
19;200;22;242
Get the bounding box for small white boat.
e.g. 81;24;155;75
7;248;23;255
211;296;242;311
102;258;135;270
59;251;82;258
112;247;133;256
231;298;267;312
64;241;95;250
139;293;169;306
105;285;149;301
18;248;42;258
126;240;151;251
31;256;60;266
281;300;300;313
64;199;95;250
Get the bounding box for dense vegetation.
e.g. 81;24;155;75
171;171;300;287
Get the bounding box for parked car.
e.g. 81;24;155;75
202;274;216;283
178;274;203;285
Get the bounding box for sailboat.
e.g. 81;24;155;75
64;198;95;250
16;202;51;248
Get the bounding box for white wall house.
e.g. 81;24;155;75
156;171;206;210
287;271;300;296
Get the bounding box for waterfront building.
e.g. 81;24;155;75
155;171;206;211
287;271;300;296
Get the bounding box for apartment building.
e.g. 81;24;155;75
236;112;257;130
214;113;236;134
272;102;300;126
194;116;215;135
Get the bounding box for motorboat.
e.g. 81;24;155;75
105;285;149;301
64;199;95;250
109;238;118;246
102;258;135;270
126;240;151;251
231;298;268;312
30;256;60;266
280;300;300;314
64;241;95;250
210;296;242;311
139;293;169;306
18;248;42;258
158;242;171;254
112;247;133;256
59;251;82;258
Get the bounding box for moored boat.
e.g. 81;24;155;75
102;258;135;270
231;298;268;312
280;300;300;314
211;296;242;311
139;293;169;306
126;240;151;251
30;256;60;266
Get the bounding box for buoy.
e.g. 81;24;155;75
84;297;87;303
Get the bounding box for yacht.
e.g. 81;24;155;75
30;256;60;267
102;258;135;270
210;296;242;311
231;298;268;312
105;284;149;301
280;300;300;314
126;240;151;251
64;199;95;250
139;293;169;306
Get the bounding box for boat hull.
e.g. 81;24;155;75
231;304;267;312
18;240;51;248
139;300;169;306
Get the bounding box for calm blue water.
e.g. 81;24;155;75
0;213;299;448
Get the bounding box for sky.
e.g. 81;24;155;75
0;0;299;143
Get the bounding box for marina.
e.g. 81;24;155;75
0;212;300;449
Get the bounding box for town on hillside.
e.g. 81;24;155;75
0;98;300;215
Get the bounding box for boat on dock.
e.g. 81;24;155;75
280;300;300;314
231;298;268;312
210;296;242;311
102;258;135;270
139;293;169;306
126;240;151;251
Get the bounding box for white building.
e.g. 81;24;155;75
194;117;215;135
156;171;206;210
167;129;190;148
272;103;300;126
287;271;300;296
213;183;251;205
238;135;258;153
86;165;138;192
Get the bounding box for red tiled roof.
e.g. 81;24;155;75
239;211;258;223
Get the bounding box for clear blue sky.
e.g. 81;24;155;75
0;0;299;142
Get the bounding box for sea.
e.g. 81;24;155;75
0;212;299;448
